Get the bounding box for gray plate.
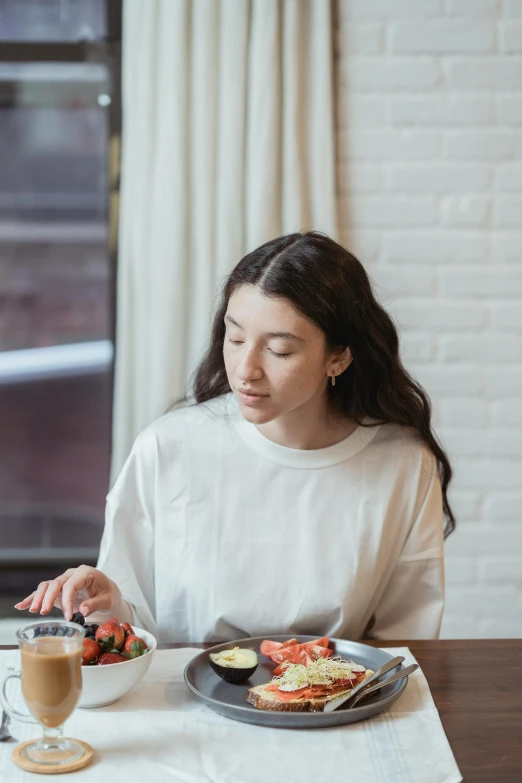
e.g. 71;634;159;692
184;635;407;729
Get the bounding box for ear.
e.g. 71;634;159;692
328;345;353;375
339;345;353;367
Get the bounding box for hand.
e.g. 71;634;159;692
14;565;121;621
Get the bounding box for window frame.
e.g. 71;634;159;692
0;0;122;588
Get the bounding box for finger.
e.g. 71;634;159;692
79;591;113;617
60;566;97;621
14;592;36;610
26;582;51;614
40;569;77;617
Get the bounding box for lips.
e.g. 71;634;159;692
237;388;268;397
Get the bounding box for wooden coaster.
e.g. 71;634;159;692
12;739;94;775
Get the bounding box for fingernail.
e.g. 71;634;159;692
64;610;70;621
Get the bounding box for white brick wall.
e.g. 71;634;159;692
336;0;522;638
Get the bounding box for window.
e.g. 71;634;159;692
0;0;122;615
0;0;107;42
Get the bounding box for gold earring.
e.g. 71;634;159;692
331;373;336;387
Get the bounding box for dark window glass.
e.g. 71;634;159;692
0;62;111;351
0;0;107;42
0;6;119;611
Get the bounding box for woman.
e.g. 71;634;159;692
16;232;455;642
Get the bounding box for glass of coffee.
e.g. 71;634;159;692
0;620;86;767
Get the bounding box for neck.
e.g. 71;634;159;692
255;396;358;450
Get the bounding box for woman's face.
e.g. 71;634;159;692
223;285;350;424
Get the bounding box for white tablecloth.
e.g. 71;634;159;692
0;646;462;783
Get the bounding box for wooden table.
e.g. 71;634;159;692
2;638;521;781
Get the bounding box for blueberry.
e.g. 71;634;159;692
90;624;99;633
56;627;67;636
65;628;75;637
84;628;94;638
47;626;58;636
71;612;85;626
34;626;46;637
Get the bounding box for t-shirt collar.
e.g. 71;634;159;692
228;393;381;469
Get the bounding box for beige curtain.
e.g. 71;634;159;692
112;0;338;480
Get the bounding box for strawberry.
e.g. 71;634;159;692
81;638;101;666
121;634;148;658
95;620;125;652
121;622;133;637
98;652;127;665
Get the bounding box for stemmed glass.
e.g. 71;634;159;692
0;619;86;767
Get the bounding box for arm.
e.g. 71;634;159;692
91;428;158;636
366;455;445;640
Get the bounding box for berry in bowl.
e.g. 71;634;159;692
68;614;156;708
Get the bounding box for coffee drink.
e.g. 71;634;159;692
21;637;82;728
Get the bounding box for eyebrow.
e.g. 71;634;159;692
224;315;305;342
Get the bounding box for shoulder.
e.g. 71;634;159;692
109;394;235;496
368;420;437;481
368;422;443;545
132;392;235;455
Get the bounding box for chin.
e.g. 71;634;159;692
238;401;276;424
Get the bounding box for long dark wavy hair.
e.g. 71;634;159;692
178;231;455;538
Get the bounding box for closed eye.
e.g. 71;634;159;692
226;338;291;358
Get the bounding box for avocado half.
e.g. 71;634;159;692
209;646;259;684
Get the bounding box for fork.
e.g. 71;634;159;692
324;661;418;711
0;709;16;742
323;655;405;713
346;663;419;709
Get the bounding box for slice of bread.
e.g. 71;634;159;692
245;683;354;713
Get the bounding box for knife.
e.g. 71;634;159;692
323;654;405;713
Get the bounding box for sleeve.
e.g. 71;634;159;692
96;428;158;637
365;454;445;640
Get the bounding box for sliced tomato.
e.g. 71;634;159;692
296;649;314;667
271;644;331;668
273;648;313;673
289;645;307;664
306;644;334;660
259;640;284;657
267;646;297;665
303;636;329;648
282;638;298;647
268;643;301;664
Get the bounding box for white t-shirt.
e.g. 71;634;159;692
97;392;445;643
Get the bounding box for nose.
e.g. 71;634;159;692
236;346;264;383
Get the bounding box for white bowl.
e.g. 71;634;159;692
78;626;157;708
